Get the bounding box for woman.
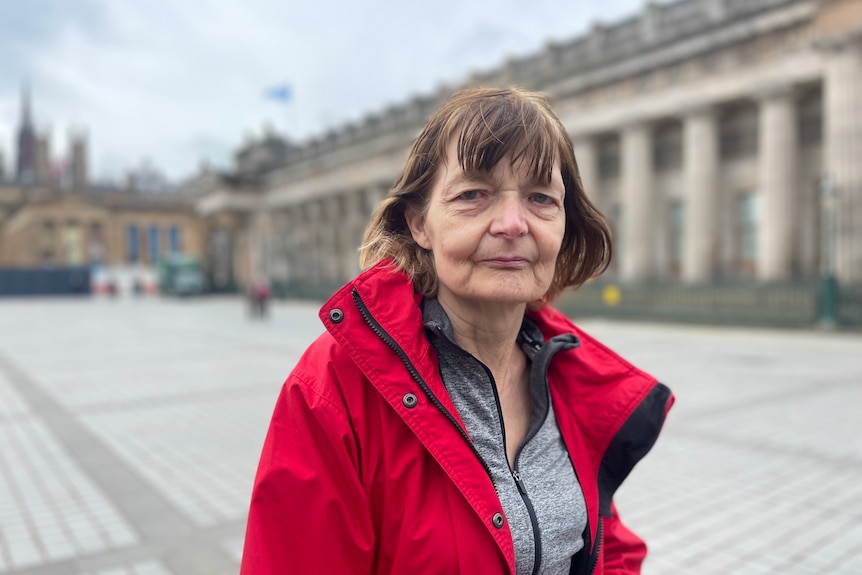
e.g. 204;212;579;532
241;87;673;575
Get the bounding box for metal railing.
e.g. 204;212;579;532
555;281;862;329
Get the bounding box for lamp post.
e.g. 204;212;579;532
819;175;838;328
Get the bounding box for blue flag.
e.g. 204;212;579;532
265;84;292;103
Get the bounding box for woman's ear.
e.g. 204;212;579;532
405;207;431;250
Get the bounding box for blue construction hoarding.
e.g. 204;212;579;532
0;266;91;296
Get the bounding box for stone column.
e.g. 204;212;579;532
355;186;386;266
279;209;297;285
289;207;305;285
322;195;341;282
267;210;288;285
246;208;264;285
573;136;599;203
342;190;365;278
823;38;862;283
287;207;301;286
304;201;323;284
620;123;655;282
368;185;389;215
362;185;388;227
682;107;719;283
758;86;798;282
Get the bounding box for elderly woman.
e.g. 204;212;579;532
241;87;673;575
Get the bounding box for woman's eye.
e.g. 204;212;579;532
458;190;482;200
531;193;555;205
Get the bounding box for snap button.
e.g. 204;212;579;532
328;308;344;323
402;393;418;408
492;513;504;528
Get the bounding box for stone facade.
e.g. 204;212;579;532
193;0;862;292
0;184;204;271
0;86;205;288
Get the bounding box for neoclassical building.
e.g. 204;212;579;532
192;0;862;297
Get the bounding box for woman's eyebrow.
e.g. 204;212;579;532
459;168;491;182
445;171;490;189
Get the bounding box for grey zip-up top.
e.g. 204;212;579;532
422;297;588;575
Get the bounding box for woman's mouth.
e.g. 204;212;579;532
483;257;530;269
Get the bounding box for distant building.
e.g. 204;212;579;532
193;0;862;299
0;87;205;280
185;129;301;291
0;187;204;270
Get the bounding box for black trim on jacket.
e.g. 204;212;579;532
597;382;672;517
569;382;670;575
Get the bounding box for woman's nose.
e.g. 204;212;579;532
489;194;528;238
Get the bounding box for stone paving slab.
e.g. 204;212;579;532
0;413;137;570
0;296;859;574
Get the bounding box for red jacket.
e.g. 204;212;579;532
241;261;673;574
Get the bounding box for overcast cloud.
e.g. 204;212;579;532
0;0;644;182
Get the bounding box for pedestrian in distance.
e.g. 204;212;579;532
247;278;271;319
240;87;674;575
255;279;271;318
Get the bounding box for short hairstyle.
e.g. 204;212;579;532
359;86;612;304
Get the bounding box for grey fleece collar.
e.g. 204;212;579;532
421;297;580;366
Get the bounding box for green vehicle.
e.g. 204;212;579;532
157;254;207;296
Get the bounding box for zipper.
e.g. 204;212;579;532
587;516;603;575
514;466;542;575
477;361;543;575
350;289;498;491
509;332;561;575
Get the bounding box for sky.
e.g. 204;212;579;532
0;0;646;184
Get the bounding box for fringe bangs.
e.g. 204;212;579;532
444;91;561;184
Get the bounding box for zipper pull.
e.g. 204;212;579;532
512;470;527;495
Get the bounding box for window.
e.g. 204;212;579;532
736;192;760;272
669;200;684;278
63;222;84;265
88;223;104;264
127;225;139;263
798;88;822;149
720;104;758;161
149;225;160;263
653;123;682;172
169;226;181;253
597;136;620;180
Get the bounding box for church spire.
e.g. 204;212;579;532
16;80;36;183
21;81;33;128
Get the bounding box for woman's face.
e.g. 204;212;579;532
406;139;566;307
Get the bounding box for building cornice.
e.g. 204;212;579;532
543;0;817;99
195;188;261;216
253;0;817;193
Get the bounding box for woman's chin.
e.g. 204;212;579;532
461;286;546;307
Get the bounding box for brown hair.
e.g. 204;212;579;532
359;86;612;303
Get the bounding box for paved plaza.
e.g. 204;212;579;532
0;295;859;575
